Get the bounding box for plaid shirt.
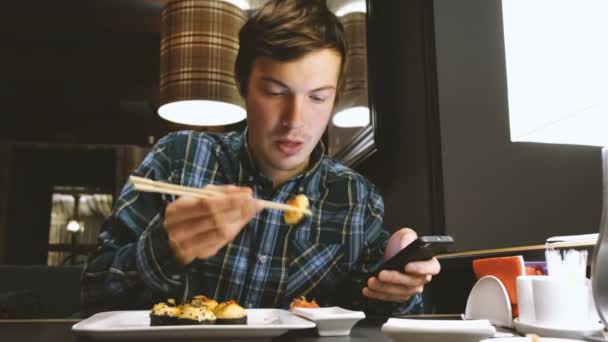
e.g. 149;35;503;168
81;130;421;315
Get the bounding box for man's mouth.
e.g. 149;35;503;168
276;139;304;156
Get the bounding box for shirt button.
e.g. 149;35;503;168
171;274;181;280
247;302;254;308
258;255;268;264
298;187;304;192
248;176;254;181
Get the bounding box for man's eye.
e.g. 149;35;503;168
309;95;326;103
266;90;284;96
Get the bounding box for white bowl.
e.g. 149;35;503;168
481;338;586;342
290;306;365;336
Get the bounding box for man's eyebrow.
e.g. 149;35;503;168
261;77;288;88
310;85;336;92
260;77;335;92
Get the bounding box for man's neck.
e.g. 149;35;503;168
267;160;309;189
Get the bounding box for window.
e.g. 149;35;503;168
47;186;113;266
503;0;608;146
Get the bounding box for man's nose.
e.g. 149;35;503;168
281;95;304;128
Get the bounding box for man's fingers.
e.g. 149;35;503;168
188;222;247;260
384;227;417;260
368;277;422;297
205;184;252;195
164;186;254;224
377;271;427;288
404;257;441;275
162;184;260;264
362;286;416;303
165;191;257;228
398;228;418;249
164;196;208;225
167;215;215;242
425;274;432;283
167;198;258;262
192;232;225;259
175;232;221;262
203;191;256;218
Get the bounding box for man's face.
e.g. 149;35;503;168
245;48;341;179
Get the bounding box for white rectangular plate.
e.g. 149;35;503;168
72;309;316;339
290;307;365;336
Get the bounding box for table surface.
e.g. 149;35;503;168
0;318;394;342
5;317;607;341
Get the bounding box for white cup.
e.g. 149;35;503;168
532;275;589;327
516;275;542;324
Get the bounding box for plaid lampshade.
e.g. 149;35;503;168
159;0;247;126
332;12;369;128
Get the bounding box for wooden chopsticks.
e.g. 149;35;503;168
129;176;312;216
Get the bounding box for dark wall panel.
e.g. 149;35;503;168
357;0;445;236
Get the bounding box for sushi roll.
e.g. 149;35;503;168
213;300;247;325
150;299;181;326
177;304;217;325
191;295;219;311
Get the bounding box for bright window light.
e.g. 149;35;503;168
66;220;81;233
332;106;370;128
502;0;608;147
223;0;249;10
158;100;246;126
335;1;366;16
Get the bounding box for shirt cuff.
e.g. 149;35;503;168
391;293;423;315
135;223;185;294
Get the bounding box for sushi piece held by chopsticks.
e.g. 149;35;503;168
284;194;310;224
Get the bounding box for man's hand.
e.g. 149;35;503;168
362;228;441;303
163;185;262;266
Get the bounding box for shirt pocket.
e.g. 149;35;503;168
284;239;346;306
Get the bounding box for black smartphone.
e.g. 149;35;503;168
367;235;454;279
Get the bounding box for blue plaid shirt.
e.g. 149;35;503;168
81;130;421;315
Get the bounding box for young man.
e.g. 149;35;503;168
81;0;439;315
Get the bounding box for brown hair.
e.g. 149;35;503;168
234;0;347;97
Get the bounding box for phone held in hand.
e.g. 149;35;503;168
368;235;454;279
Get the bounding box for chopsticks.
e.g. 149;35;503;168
129;176;312;216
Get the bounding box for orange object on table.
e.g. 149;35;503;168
472;255;526;317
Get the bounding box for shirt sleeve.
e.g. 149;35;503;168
80;133;189;315
344;183;423;316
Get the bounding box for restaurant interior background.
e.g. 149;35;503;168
0;0;602;318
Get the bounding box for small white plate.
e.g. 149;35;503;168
72;309;315;339
481;337;586;342
465;275;513;328
513;318;604;340
290;306;365;336
381;318;496;342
